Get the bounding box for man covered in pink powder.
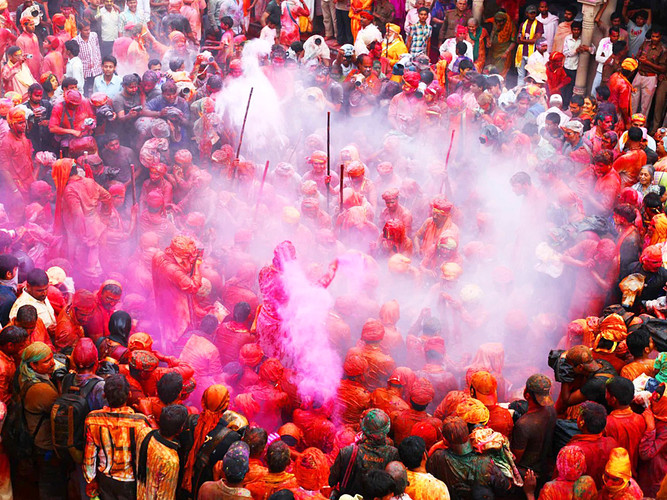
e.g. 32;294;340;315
152;235;202;350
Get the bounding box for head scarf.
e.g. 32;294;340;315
19;342;51;388
641;245;663;272
7;106;26;126
183;385;230;491
593;313;627;354
604;448;632;492
222;441;250;480
493;12;515;44
360;408;391;441
72;337;98;369
129;350;158;371
72;289;96;313
343;353;368;377
379;300;400;326
295;447;329;491
621;58;638;72
411;377;435;405
239;344;264;367
556;446;586;481
650;384;667;421
259;358;283;385
439;391;470;418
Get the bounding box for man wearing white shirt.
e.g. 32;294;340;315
592;27;619;97
9;269;56;331
439;25;473;62
527;37;549;67
537;0;558;51
64;39;85;93
562;20;594;104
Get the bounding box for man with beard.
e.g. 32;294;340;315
100;133;139;191
85;280;122;342
112;74;142;145
388;71;426;135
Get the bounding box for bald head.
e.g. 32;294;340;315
386;461;408;495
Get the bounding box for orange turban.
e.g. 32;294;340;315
295;448;329;491
604;448;632;487
411;421;439;449
594;313;628;353
456;398;490;426
361;319;385;342
7;106;26;125
128;332;153;351
411;377;435;406
388;366;415;388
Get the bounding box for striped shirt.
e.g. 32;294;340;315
83;406;150;483
75;32;103;78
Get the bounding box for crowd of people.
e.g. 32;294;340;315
1;0;667;498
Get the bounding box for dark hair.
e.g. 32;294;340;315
610;12;621;21
635;9;648;20
101;283;122;295
122;73;140;87
571;20;582;30
458;59;474;71
26;268;48;287
606;376;635;406
290;41;304;53
169;58;184;72
162;80;178;94
417;6;428;13
644;192;663;210
243;426;268;457
570;94;584;106
6;46;20;57
268;491;295;500
609;26;620;35
108;311;132;343
612;40;627;55
626;327;650;358
578;401;607;433
0;325;28;346
564;4;577;14
613;203;637;223
157;371;183;404
65;39;80;56
362;470;396;499
159;404;188;436
42;73;58;93
102;55;117;66
104;374;130;408
28;83;43;96
233;302;252;322
628;126;643;142
486;75;501;88
441;416;469;445
398;436;426;469
422;317;441;335
510;171;531;186
61;77;79;89
221;15;233;27
516;90;530;102
596;85;610;100
650;27;662;36
455;41;468;55
16;304;37;325
266;440;291;473
0;254;19;278
148;58;161;68
545;112;561;124
200;314;218;335
207;74;223;91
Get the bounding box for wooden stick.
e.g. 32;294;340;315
339;164;344;212
326;111;331;211
130;164;137;205
439;129;456;196
233;87;254;180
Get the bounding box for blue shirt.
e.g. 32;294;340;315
92;73;122;98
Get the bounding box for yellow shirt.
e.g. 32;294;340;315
405;470;451;500
381;37;408;67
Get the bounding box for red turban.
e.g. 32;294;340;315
52;13;66;26
295;448;330;491
72;289;96;313
46;35;59;49
431;195;453;215
239;343;264;367
403;71;421;87
410;377;435;405
109;183;126;196
150;163;168;175
641;245;663;272
377;162;393;175
388;366;415;388
361;319;385;342
259;358;284;384
347;161;365;178
128;332;153;351
411;421;439;449
72;337;98;368
174;149;192;164
456;25;467;36
343;353;368;377
424;336;445;355
382;188;400;201
64;90;82;106
359;10;373;21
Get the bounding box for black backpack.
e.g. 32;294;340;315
2;380;43;466
51;373;103;462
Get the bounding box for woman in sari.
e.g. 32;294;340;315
488;11;516;77
279;0;310;46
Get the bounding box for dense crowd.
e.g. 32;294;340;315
1;0;667;498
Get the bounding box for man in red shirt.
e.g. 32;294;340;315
0;325;29;404
0;106;33;219
16;16;41;79
48;89;95;152
609;58;637;131
604;376;646;475
567;401;619;488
